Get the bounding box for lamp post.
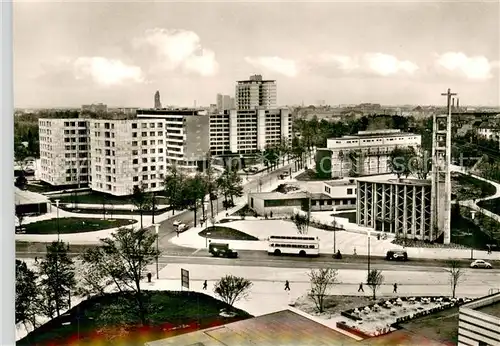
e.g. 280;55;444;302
367;230;371;278
154;223;159;280
55;199;60;242
333;208;337;253
206;232;211;248
151;192;156;224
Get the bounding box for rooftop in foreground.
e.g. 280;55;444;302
145;310;358;346
476;301;500;318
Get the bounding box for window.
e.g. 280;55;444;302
133;176;139;182
142;140;147;145
142;149;148;154
150;123;155;128
142;175;148;180
150;131;155;136
142;158;148;163
132;159;138;164
347;188;353;195
142;132;147;137
142;167;147;172
132;123;138;129
132;150;138;155
132;132;137;138
132;141;138;146
141;123;147;128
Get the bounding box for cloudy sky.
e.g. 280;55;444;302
14;1;500;108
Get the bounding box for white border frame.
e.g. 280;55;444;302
1;1;15;345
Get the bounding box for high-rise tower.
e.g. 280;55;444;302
430;88;455;244
154;91;162;109
235;75;276;110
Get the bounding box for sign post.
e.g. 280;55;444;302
181;268;190;291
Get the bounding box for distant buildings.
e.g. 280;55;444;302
81;103;107;113
216;94;234;112
154;91;162;109
236;75;276;110
316;129;421;178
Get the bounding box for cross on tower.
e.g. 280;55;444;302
441;88;457;111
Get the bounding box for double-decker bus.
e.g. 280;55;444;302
267;235;320;257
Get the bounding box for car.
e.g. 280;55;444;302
172;220;180;227
177;223;188;233
470;259;492;269
209;243;238;258
386;249;408;261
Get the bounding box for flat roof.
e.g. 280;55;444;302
476;301;500;318
357;175;431;186
337;132;419;140
248;191;308;200
15;188;49;205
145;310;358;346
324;179;356;187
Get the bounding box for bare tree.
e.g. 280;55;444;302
15;206;25;233
308;268;338;312
292;213;309;234
445;260;465;298
367;269;384;300
213;275;253;307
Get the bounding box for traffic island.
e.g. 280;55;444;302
198;226;258;241
20;217;137;235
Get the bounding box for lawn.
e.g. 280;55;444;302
198;226;259;241
392;206;500;250
398;306;459;345
17;291;252;346
59;206;169;216
334;211;357;224
294;169;331;181
451;172;496;201
51;192;135;205
22;217;137;235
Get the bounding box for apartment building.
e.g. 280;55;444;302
216;94;233;112
88;118;167;196
209;108;292;155
236;75;277;110
136;108;210;172
324;129;421;177
39;118;90;186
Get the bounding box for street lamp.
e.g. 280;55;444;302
55;199;60;242
333;208;337;253
154;224;160;280
367;230;371;278
206;232;211;248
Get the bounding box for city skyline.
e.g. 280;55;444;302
14;1;500;108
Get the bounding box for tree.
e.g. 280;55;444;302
445;260;465;298
204;153;217;218
15;174;28;190
78;227;160;325
217;167;243;209
131;182;151;229
38;241;76;319
263;145;280;171
292;212;310;234
388;146;416;179
308;268;338;313
411;146;431;180
163;165;187;215
15;205;25;233
213;275;253;307
16;260;40;331
183;174;207;227
367;269;384;300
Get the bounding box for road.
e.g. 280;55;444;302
153;162;297;250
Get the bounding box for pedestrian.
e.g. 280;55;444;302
147;272;152;283
270;211;273;218
487;245;492;254
358;282;364;292
353;247;357;256
203;280;207;290
284;280;290;291
34;256;38;264
393;283;398;293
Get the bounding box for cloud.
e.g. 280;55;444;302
136;28;218;77
307;53;419;78
435;52;496;80
73;57;144;86
244;56;299;77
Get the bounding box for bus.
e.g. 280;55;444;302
267;235;320;257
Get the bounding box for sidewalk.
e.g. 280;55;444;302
144;263;494;318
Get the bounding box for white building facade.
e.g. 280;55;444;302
39;118;90;186
209;108;292;155
326;129;422;177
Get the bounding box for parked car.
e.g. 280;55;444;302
172;220;180;227
208;243;238;258
177;223;188;233
470;259;492;269
386;249;408;261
